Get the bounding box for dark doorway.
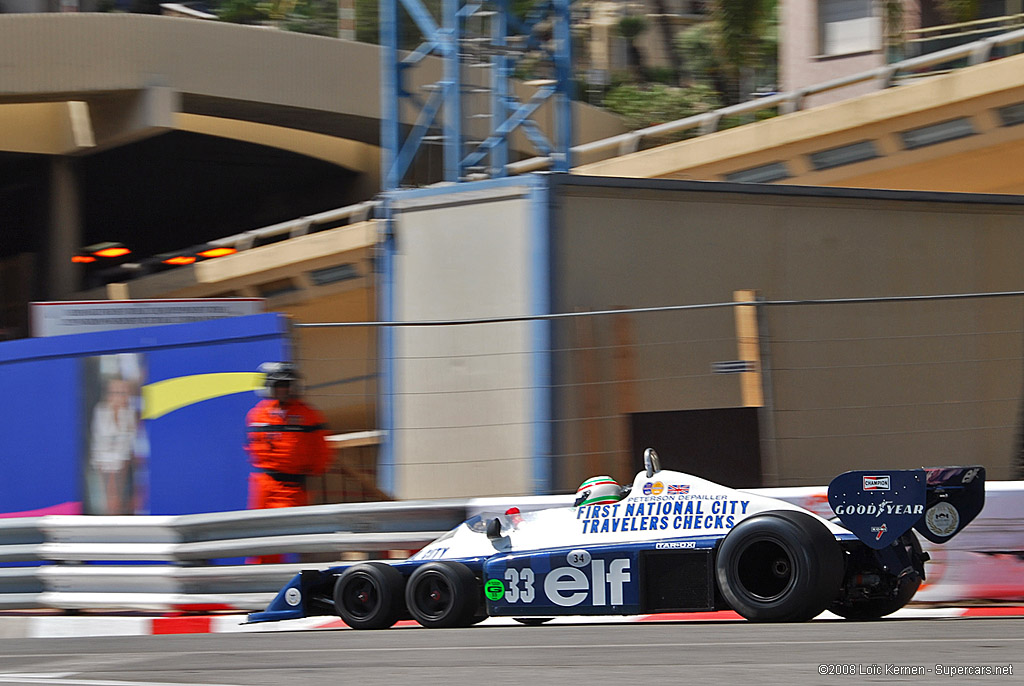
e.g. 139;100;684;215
630;407;762;488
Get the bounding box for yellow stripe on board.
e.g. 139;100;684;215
142;372;264;420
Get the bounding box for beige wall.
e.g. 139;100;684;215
553;179;1024;486
391;184;541;499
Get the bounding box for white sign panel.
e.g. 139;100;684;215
31;298;265;337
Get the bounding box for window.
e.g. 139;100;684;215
900;118;976;150
808;141;879;170
818;0;880;56
725;162;791;184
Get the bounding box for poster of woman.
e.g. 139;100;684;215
82;353;149;515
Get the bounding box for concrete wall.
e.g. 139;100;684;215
388;178;548;499
551;177;1024;486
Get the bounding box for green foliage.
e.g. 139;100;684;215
355;0;449;48
712;0;774;69
938;0;980;23
644;66;677;85
216;0;271;25
280;0;338;36
355;0;378;43
617;15;647;41
676;0;777;105
213;0;336;35
676;22;718;88
603;83;720;132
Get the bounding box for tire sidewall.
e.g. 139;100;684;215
334;561;404;630
405;561;480;628
716;511;843;622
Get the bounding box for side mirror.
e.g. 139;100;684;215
644;448;661;478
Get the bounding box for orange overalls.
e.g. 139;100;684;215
245;398;331;510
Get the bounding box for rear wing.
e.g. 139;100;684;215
827;466;985;549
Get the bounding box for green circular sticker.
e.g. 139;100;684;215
484;578;505;601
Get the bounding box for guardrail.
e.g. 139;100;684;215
0;499;470;611
1;485;1021;612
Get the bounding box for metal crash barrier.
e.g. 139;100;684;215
0;485;1021;613
0;499;470;612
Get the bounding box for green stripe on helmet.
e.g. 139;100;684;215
579;494;621;506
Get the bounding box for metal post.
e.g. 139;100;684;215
380;0;400;191
552;0;572;171
491;0;510;176
381;0;574;188
443;0;462;181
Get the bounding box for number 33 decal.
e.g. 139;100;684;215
503;567;536;603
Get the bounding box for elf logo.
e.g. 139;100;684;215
863;475;890;491
544;554;631;607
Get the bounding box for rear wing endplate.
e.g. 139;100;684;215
827;466;985;549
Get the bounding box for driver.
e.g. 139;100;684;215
574;475;627;507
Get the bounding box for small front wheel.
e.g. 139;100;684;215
405;561;481;628
334;562;405;630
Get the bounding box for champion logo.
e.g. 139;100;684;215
863;475;890;491
871;523;888;540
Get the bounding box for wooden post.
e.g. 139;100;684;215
733;289;764;408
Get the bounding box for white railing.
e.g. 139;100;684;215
203;200;379;253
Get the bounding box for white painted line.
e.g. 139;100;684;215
27;617;149;639
0;675;243;686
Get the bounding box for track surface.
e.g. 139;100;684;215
0;618;1020;686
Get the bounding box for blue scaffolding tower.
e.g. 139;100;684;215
380;0;573;190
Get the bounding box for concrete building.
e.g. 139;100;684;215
4;11;1024;500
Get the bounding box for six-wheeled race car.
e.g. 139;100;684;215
248;449;985;627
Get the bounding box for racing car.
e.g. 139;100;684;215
248;449;985;627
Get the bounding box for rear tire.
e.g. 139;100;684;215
405;561;481;628
333;562;405;630
716;510;844;622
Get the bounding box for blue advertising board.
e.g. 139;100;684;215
0;313;290;517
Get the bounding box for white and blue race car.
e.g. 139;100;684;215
249;449;985;627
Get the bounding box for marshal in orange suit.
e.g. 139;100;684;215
245;362;331;511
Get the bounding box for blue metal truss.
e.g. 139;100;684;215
380;0;573;190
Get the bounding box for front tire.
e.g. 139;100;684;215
405;561;481;628
716;510;844;622
334;562;405;630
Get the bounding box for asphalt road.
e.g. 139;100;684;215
0;618;1020;686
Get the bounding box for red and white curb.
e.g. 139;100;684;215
2;606;1022;639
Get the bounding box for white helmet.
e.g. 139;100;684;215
574;475;623;507
257;361;301;398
